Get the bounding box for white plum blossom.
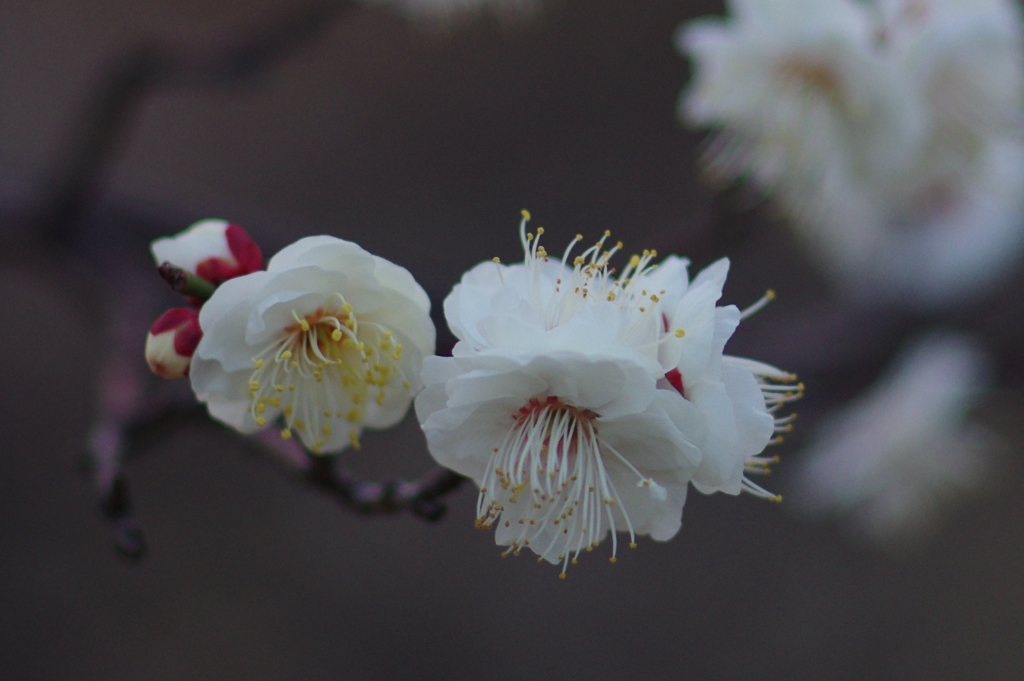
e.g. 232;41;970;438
793;332;999;542
190;236;436;454
678;0;1024;305
416;212;798;575
151;218;264;285
646;256;800;498
868;0;1024;302
680;0;923;243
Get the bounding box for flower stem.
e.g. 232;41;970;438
158;262;216;301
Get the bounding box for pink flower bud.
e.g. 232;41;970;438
145;308;202;379
150;219;263;285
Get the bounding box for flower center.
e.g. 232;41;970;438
246;293;409;453
778;57;843;100
476;395;664;576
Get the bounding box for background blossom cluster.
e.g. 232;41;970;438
679;0;1024;304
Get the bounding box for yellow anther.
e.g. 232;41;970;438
313;371;322;382
607;292;617;301
558;573;567;580
346;409;359;422
280;429;292;440
527;232;534;241
270;397;281;407
249;381;260;390
675;328;686;338
289;385;296;392
314;439;324;449
402;381;411;389
253;359;264;369
604;230;611;237
322;424;332;436
283;406;294;416
575;233;583;241
332;330;343;342
609;557;617;564
349;431;362;450
342;302;353;314
616;241;623;249
294;419;304;430
629;255;640;267
256;403;266;414
275;384;284;393
281;351;292;360
521;209;531;221
324;410;332;417
650;294;660;302
629;543;637;549
376;392;386;405
299;319;310;332
255;416;266;426
766;289;776;300
492;257;501;263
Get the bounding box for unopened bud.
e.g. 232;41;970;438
150;219;263;286
145;308;202;379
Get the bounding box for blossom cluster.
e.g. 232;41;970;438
678;0;1024;304
146;214;797;575
145;219;264;379
415;212;798;573
146;221;435;455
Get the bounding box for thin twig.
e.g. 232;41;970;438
35;0;357;243
307;457;467;521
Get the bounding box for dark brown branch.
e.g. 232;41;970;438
306;456;468;521
92;401;468;559
102;473;148;559
36;0;358;243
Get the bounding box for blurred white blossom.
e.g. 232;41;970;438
361;0;538;22
416;212;797;575
190;236;436;454
678;0;1024;305
793;332;1000;542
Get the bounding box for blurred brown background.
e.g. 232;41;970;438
1;1;1023;679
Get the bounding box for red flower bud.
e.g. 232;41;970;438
145;308;202;379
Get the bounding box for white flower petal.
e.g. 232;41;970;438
190;235;435;454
